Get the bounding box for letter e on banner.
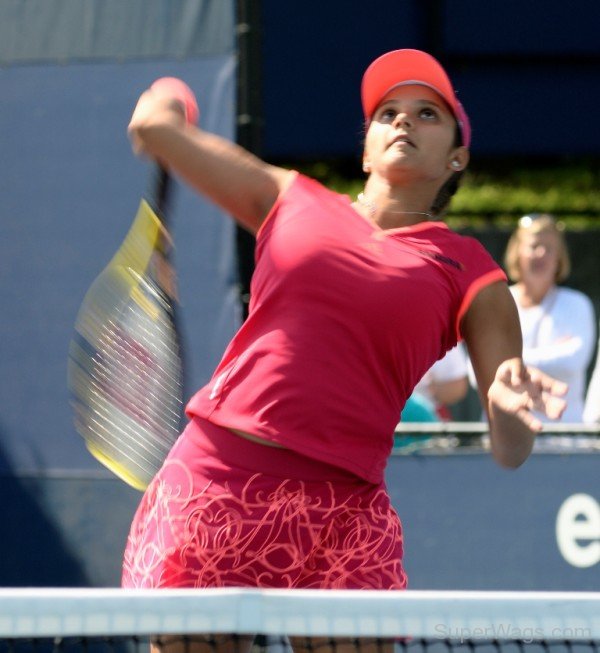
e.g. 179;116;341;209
556;494;600;568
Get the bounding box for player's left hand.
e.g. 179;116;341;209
488;358;568;431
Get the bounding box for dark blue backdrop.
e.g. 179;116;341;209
387;450;600;590
260;0;600;159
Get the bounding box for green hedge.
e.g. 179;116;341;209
287;160;600;228
449;163;600;226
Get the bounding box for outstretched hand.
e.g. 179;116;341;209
488;358;568;431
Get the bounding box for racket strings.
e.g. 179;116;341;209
68;198;184;489
95;315;181;434
69;278;183;487
89;306;181;450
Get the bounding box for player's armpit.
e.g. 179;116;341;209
460;280;523;412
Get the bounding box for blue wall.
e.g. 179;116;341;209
387;451;600;590
0;59;239;476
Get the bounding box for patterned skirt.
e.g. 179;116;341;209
122;416;406;589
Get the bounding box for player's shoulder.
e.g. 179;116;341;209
442;227;490;253
276;172;353;213
289;172;343;199
430;224;502;272
425;222;486;250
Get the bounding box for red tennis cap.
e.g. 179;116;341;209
361;49;471;148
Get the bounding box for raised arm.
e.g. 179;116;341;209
461;282;567;468
127;83;292;233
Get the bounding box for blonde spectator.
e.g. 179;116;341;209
412;344;468;420
503;214;596;423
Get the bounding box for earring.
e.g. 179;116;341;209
363;162;371;173
451;160;461;170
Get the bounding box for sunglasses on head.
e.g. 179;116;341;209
518;213;563;230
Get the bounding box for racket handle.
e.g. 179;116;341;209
146;77;198;219
152;166;171;218
148;166;177;296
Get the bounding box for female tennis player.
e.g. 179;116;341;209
121;48;566;617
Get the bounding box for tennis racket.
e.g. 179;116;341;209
68;77;199;491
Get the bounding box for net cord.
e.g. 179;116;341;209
394;422;600;435
0;589;598;640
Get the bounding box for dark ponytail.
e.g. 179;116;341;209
430;124;465;217
430;170;464;217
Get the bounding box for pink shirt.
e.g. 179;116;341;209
186;173;506;483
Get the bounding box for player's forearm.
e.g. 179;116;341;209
127;88;287;231
131;118;283;231
487;405;536;468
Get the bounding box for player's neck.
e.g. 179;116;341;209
355;184;437;229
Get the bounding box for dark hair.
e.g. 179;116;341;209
430;124;463;217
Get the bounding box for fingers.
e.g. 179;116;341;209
511;359;530;386
535;370;568;397
517;408;543;433
490;359;569;426
127;89;187;159
150;77;199;126
543;395;567;421
496;358;530;387
502;362;568;400
523;366;568;420
526;388;567;421
128;79;198;161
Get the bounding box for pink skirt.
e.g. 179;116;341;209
122;417;406;589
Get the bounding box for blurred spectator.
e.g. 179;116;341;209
501;214;595;423
409;344;468;421
397;346;469;451
583;326;600;424
400;393;439;423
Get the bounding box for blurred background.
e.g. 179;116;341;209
0;0;598;590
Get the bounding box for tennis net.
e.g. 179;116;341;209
0;588;599;653
393;422;600;454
